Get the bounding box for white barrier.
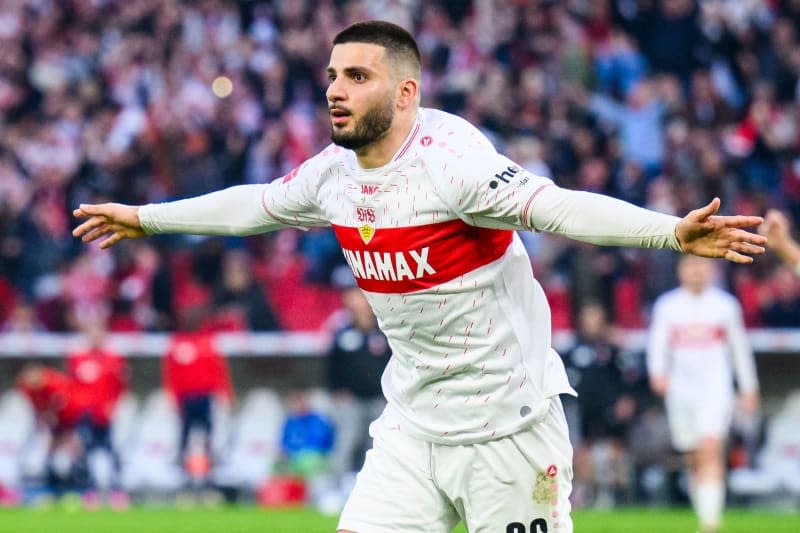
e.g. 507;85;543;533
0;329;799;357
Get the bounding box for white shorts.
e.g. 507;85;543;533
665;392;733;452
338;397;573;533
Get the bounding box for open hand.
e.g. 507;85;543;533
675;198;766;264
72;203;145;249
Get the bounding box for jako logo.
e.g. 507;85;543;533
361;184;380;195
489;165;522;189
341;247;436;281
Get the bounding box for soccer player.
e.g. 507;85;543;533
73;20;767;533
162;307;234;476
760;209;800;274
67;320;129;506
647;255;760;533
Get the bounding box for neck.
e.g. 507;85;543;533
354;109;416;169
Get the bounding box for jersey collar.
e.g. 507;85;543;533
390;111;423;163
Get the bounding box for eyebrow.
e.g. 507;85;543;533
326;65;376;76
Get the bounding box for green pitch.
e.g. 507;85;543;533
0;507;797;532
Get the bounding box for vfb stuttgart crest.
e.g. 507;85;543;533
356;206;376;244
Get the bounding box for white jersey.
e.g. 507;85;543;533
647;286;759;404
141;107;682;444
259;108;573;444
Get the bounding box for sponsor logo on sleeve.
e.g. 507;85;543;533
489;165;523;189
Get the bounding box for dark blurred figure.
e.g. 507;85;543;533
327;273;391;484
162;307;234;484
562;303;638;507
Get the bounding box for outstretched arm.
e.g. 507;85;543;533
73;185;275;249
759;209;800;272
528;189;765;264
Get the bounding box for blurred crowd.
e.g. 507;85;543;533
1;0;800;334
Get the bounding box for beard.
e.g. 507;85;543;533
330;98;394;150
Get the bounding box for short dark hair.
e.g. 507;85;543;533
333;20;421;79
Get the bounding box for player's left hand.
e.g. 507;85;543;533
675;197;766;264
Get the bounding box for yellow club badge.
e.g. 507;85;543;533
356;207;376;244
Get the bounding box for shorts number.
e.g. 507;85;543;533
506;519;548;533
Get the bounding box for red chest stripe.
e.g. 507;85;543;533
668;325;726;348
332;219;513;293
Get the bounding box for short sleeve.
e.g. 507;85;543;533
260;158;329;229
428;147;555;231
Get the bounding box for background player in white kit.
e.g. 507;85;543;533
647;255;760;533
73;20;767;533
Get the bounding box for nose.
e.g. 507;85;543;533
326;76;346;104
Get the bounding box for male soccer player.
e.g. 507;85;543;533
74;20;767;533
647;255;760;533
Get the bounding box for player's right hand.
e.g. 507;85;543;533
72;203;146;249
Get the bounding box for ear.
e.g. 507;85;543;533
396;77;419;110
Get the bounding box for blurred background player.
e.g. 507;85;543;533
67;319;129;507
16;364;87;496
562;302;639;507
647;255;760;533
162;306;234;486
326;269;391;491
760;209;800;274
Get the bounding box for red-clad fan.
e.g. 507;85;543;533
162;306;234;464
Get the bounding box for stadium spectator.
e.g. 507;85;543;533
162;306;234;484
647;255;760;533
